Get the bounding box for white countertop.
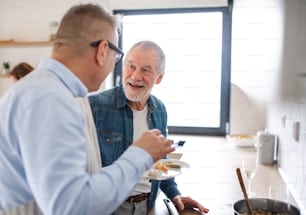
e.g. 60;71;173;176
149;136;298;215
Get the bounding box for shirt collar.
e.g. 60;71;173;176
37;58;88;97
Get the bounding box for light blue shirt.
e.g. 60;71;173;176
0;58;153;215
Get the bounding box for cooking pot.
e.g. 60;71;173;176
233;198;300;215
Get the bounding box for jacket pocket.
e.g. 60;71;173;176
97;131;122;166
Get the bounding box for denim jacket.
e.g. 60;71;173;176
88;84;180;211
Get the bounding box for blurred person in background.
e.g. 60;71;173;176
9;62;34;83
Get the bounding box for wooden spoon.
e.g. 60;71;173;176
236;168;253;215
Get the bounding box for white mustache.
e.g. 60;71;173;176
127;79;145;87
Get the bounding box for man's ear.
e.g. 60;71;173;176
155;73;164;85
96;41;108;66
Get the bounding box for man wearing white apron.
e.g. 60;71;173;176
0;4;174;215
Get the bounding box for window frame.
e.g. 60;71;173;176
113;6;232;136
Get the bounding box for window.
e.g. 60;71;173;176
114;7;232;135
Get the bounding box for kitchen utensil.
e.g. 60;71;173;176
236;168;253;215
233;198;300;215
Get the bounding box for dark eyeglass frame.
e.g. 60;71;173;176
90;40;124;65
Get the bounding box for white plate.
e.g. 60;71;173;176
143;159;190;180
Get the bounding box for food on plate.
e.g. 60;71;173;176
230;134;254;139
227;134;257;148
164;162;181;169
154;161;182;171
144;159;189;180
154;162;168;173
236;135;253;139
148;169;163;177
148;161;182;177
147;162;168;178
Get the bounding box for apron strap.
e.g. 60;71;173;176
75;97;102;174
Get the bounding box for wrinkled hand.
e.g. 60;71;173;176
173;196;209;214
133;129;175;162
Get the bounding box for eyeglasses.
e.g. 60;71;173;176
90;40;124;65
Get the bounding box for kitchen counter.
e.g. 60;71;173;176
148;135;297;215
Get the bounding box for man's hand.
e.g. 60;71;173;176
173;196;210;214
133;129;175;162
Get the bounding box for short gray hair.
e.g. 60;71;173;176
54;3;121;47
125;41;166;74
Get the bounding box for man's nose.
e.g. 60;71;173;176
131;69;142;80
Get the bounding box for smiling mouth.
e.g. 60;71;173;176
128;83;144;89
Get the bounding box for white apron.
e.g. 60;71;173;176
76;96;102;174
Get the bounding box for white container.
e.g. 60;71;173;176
255;130;277;165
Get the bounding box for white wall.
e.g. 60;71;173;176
231;0;306;210
230;0;284;134
266;0;306;210
0;0;116;93
0;0;83;93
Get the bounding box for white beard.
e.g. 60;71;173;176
123;81;151;102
